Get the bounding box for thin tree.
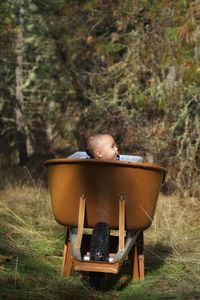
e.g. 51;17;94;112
15;4;28;165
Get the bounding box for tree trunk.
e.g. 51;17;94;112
15;5;28;165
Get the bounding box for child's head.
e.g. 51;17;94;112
86;133;119;160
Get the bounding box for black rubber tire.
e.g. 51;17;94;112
89;222;110;290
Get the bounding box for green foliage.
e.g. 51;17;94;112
1;0;200;196
96;41;126;56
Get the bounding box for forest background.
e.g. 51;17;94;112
0;0;200;197
1;1;200;299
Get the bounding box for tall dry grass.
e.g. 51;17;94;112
125;194;200;299
0;179;200;299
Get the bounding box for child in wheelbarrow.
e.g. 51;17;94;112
86;133;143;162
86;133;119;160
69;133;144;162
86;133;155;162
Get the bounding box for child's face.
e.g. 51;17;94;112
94;134;119;160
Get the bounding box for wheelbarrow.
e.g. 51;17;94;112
44;158;167;289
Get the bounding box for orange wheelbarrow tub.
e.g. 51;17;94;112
44;158;167;288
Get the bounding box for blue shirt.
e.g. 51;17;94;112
68;151;143;162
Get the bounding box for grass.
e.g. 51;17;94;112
0;175;200;299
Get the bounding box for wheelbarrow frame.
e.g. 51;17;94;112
44;158;167;282
61;195;144;280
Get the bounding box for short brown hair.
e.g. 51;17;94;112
86;133;108;158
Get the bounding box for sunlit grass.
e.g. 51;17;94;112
123;194;200;300
0;182;200;299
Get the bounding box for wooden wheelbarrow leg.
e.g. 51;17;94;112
119;194;125;251
129;231;144;281
61;194;86;277
61;227;73;277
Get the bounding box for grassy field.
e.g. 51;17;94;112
0;173;200;300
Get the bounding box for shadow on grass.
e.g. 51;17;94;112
1;243;171;297
0;249;100;300
144;242;173;274
0;220;100;299
110;241;173;291
0;220;173;298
